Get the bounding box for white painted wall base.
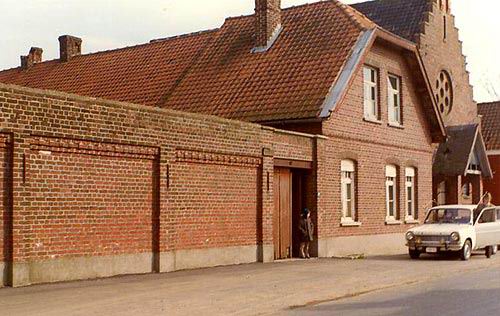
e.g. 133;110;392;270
318;233;407;258
12;252;153;287
160;244;270;273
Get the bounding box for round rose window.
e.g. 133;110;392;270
435;70;453;116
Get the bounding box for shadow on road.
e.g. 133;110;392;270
299;288;500;316
369;252;488;261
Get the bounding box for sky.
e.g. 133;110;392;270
0;0;499;102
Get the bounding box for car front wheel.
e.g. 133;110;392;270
409;249;420;259
460;240;472;261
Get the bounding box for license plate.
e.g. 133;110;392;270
426;247;437;253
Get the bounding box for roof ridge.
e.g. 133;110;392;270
332;0;376;30
149;29;219;43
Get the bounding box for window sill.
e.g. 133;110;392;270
363;117;382;125
405;219;419;224
385;219;403;225
340;219;362;227
388;122;404;129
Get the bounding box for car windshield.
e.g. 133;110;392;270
424;208;472;224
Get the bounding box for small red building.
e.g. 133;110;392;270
478;101;500;205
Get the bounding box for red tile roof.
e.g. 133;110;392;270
351;0;430;42
0;30;217;107
0;1;373;123
478;101;500;151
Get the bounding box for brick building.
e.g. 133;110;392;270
0;0;489;286
478;101;500;204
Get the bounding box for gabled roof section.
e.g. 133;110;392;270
162;1;373;122
434;124;493;178
0;30;217;107
478;101;500;151
351;0;430;42
0;1;372;123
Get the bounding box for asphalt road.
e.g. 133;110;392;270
292;261;500;316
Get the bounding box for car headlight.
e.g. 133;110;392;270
406;231;415;241
450;232;460;242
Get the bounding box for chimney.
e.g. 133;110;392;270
20;47;43;70
253;0;282;52
58;35;82;62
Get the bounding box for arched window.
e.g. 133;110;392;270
405;167;416;220
341;160;356;222
386;165;397;220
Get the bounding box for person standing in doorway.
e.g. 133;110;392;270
474;192;494;222
299;208;314;259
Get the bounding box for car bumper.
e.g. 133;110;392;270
407;241;462;252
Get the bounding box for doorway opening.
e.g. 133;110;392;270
273;165;313;260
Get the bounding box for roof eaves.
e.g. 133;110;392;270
319;28;376;118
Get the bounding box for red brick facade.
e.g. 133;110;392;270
318;41;434;239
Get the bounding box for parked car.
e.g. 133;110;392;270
405;205;500;260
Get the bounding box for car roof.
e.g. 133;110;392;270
429;205;477;211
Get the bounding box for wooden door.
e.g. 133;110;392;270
274;168;292;259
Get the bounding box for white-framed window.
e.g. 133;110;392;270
386;165;397;220
363;66;379;121
341;160;356;221
388;75;401;125
405;167;416;220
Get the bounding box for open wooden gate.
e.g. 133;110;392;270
273;168;292;260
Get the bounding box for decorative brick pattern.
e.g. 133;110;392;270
175;149;261;167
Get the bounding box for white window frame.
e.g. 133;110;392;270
341;160;356;224
363;66;379;121
405;167;415;221
385;165;397;221
387;75;402;125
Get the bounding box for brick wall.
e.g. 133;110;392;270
27;137;157;261
168;156;260;250
319;41;435;239
417;1;477;126
0;83;315;286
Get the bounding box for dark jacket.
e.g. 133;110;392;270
299;216;314;242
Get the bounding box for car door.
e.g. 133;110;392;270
495;208;500;245
475;208;497;249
